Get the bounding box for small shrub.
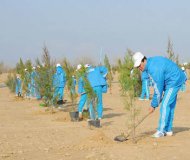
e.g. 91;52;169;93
104;54;113;94
61;58;77;110
118;49;141;143
6;73;16;93
35;46;56;109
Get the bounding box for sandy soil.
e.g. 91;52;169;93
0;73;190;160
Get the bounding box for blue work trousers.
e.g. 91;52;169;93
78;93;87;113
158;86;181;133
16;83;22;95
54;87;64;101
89;86;103;120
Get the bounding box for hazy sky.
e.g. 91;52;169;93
0;0;190;66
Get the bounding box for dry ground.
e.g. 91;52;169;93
0;73;190;160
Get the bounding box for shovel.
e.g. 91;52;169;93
114;112;151;142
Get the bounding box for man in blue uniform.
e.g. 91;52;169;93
24;68;31;98
30;66;41;99
86;65;108;120
76;64;87;119
53;64;66;104
15;74;22;97
133;52;186;138
77;64;108;120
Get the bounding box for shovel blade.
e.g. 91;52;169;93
114;135;128;142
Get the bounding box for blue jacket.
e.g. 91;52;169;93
77;66;108;93
144;56;186;108
53;66;66;88
87;66;108;88
141;70;149;81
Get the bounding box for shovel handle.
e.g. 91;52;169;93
126;112;151;138
135;112;151;128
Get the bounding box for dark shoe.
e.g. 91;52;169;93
57;100;63;105
88;119;101;128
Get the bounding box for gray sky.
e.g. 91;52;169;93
0;0;190;66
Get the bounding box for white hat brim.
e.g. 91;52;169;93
134;59;142;67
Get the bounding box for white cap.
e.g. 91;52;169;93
32;66;36;70
76;64;82;71
56;63;61;67
24;68;28;71
132;52;145;67
181;67;185;70
85;64;91;68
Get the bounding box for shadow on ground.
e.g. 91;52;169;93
173;126;190;134
103;113;125;119
103;107;113;111
101;121;114;126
